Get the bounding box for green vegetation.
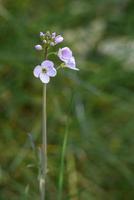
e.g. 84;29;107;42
0;0;134;199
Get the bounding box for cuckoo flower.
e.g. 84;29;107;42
33;60;57;83
32;31;79;200
58;47;72;62
58;47;79;70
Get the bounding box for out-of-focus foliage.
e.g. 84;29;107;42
0;0;134;199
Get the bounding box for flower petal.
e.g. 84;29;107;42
46;67;57;77
41;60;54;68
39;73;50;83
58;47;72;62
33;65;42;78
65;57;79;71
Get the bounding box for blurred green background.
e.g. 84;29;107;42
0;0;134;199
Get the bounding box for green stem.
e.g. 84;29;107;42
44;46;48;59
43;83;47;199
57;66;62;70
40;47;48;200
47;52;57;57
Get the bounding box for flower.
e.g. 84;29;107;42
33;60;57;83
35;45;43;51
55;35;64;44
58;47;79;70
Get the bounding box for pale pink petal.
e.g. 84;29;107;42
46;67;57;77
65;57;79;71
33;65;42;78
58;47;72;62
39;73;50;83
41;60;54;68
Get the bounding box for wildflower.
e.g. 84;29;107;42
35;45;43;51
55;35;64;44
58;47;79;70
33;60;57;83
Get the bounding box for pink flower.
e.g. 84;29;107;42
58;47;79;71
33;60;57;83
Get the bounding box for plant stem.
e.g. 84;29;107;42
40;47;48;200
42;83;47;200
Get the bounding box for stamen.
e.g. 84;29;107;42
42;68;47;73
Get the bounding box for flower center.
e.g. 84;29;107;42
42;68;47;73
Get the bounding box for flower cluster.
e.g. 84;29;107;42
33;31;79;83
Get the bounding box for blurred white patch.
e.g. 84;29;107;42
98;38;134;71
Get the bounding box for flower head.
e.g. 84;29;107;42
33;32;79;84
33;60;57;83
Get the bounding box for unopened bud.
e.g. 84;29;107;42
35;45;43;50
40;32;45;37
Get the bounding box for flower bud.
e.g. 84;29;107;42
55;35;64;44
43;40;47;44
52;32;56;38
40;32;45;37
35;45;43;51
50;42;55;46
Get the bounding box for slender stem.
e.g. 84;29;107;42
40;46;48;200
42;83;47;200
47;52;57;57
44;46;48;59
